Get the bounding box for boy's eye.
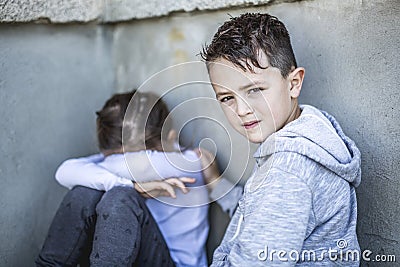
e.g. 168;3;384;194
248;87;262;94
219;96;234;103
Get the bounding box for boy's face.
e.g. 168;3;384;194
208;54;302;143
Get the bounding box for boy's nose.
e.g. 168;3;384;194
236;97;252;116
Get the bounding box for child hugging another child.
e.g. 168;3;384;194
36;90;209;267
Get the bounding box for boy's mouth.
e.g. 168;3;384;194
243;120;260;129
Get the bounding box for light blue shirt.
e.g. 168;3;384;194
56;149;209;267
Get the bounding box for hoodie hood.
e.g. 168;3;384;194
255;105;361;187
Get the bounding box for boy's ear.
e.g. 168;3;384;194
288;67;305;98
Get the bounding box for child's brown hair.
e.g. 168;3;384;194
201;13;297;78
96;90;172;154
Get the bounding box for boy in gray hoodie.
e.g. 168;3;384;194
201;13;361;266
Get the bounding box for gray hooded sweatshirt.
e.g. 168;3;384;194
211;105;361;266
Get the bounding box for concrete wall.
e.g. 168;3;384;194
0;24;116;265
0;0;399;265
112;0;400;263
286;1;400;261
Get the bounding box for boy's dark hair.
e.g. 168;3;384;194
96;90;171;153
201;13;297;78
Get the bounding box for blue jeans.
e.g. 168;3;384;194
36;186;175;267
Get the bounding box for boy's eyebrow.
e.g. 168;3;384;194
239;80;264;90
215;91;231;98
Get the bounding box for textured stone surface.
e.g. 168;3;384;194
0;0;297;23
103;0;278;22
0;0;103;23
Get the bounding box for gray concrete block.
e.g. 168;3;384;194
103;0;276;22
0;0;289;23
0;0;103;23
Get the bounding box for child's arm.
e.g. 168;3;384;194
195;148;243;217
212;170;312;266
55;154;133;191
209;178;243;217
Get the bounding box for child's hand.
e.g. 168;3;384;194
194;148;221;191
134;177;196;199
